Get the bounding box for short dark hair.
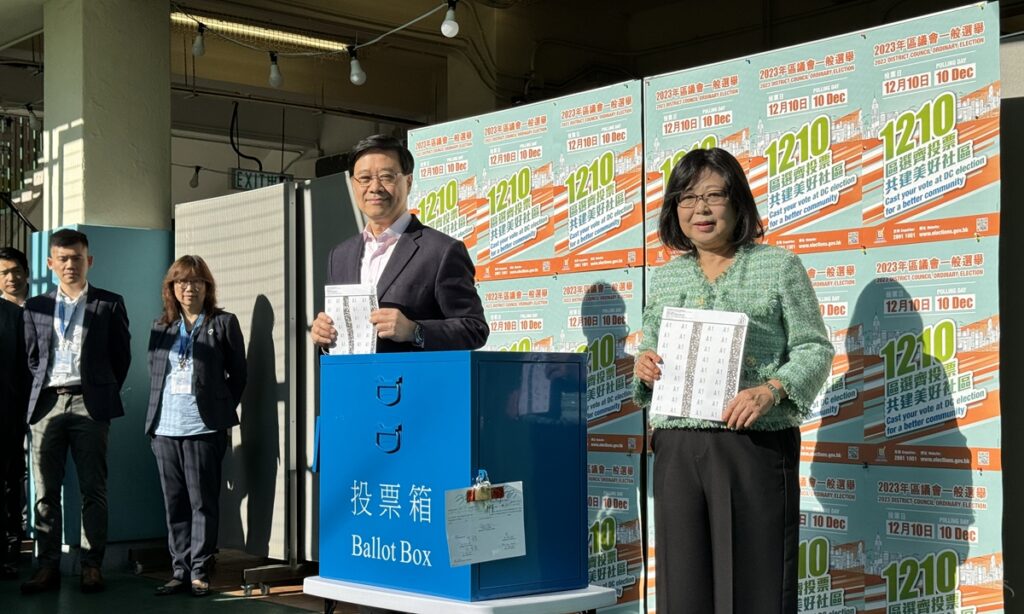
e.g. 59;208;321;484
659;148;763;252
49;228;90;251
0;246;29;272
348;134;415;175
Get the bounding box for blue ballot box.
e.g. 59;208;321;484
318;351;588;601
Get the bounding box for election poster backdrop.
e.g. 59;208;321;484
478;269;646;611
643;56;754;272
408;117;485;260
409;4;1000;612
413;82;649;612
643;4;1000;613
552;82;645;275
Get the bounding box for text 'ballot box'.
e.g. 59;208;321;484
318;351;588;601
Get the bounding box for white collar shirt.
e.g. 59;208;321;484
360;212;411;291
44;283;90;388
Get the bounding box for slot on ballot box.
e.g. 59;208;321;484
317;351;589;601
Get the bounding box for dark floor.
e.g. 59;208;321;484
0;569;306;613
0;548;360;613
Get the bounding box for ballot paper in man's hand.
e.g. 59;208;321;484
324;284;378;355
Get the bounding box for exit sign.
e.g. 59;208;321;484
231;168;294;191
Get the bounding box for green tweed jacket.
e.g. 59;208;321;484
633;243;835;431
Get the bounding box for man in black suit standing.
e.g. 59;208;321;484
20;229;131;594
1;246;30;574
310;134;488;352
308;135;488;614
0;288;29;580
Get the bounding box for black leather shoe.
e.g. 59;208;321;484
20;567;60;594
191;578;210;597
80;566;105;593
155;579;185;596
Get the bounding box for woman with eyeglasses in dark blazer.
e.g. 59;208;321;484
146;255;246;597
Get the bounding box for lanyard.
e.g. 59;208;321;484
57;297;81;342
176;313;206;369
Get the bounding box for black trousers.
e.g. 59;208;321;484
0;424;26;558
151;432;228;582
652;427;800;614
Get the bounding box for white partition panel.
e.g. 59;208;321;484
174;184;296;561
297;172;362;562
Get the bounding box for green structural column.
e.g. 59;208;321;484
30;226;172;554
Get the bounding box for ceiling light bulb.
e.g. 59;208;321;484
192;24;206;57
268;52;283;88
349;57;366;86
189;166;201;188
441;8;459;38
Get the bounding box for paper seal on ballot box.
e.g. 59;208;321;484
445;471;526;567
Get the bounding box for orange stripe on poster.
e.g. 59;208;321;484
764;186;861;239
768;228;864;254
864;153;1000;226
799;440;1001;470
562;248;645;273
587;402;643;430
863;392;999;447
554;204;643;255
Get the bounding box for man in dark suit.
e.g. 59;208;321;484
20;229;131;595
0;294;29;580
1;246;30;574
310;134;488;352
309;137;486;614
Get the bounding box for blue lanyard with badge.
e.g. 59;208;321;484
170;313;205;395
52;297;81;374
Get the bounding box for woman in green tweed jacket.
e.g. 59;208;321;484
633;148;834;614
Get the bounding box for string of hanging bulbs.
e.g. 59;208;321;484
174;0;460;89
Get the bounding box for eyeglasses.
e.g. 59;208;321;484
174;279;206;289
352;172;403;187
677;190;729;209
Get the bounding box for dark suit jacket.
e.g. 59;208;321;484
0;299;29;435
145;310;247;435
23;286;131;424
327;215;488;352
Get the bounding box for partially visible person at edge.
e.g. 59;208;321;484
0;246;30;575
21;229;131;595
632;147;834;614
0;267;29;579
146;255;247;598
309;134;488;353
0;246;29;306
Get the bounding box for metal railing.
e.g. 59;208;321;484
1;114;40;252
1;191;36;253
1;115;41;194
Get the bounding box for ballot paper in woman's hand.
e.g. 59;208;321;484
650;307;748;421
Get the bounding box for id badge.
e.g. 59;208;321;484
53;349;74;374
170;369;194;395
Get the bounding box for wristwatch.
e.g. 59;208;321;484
413;323;425;348
764;381;782;406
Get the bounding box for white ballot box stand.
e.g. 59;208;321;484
303;575;617;614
